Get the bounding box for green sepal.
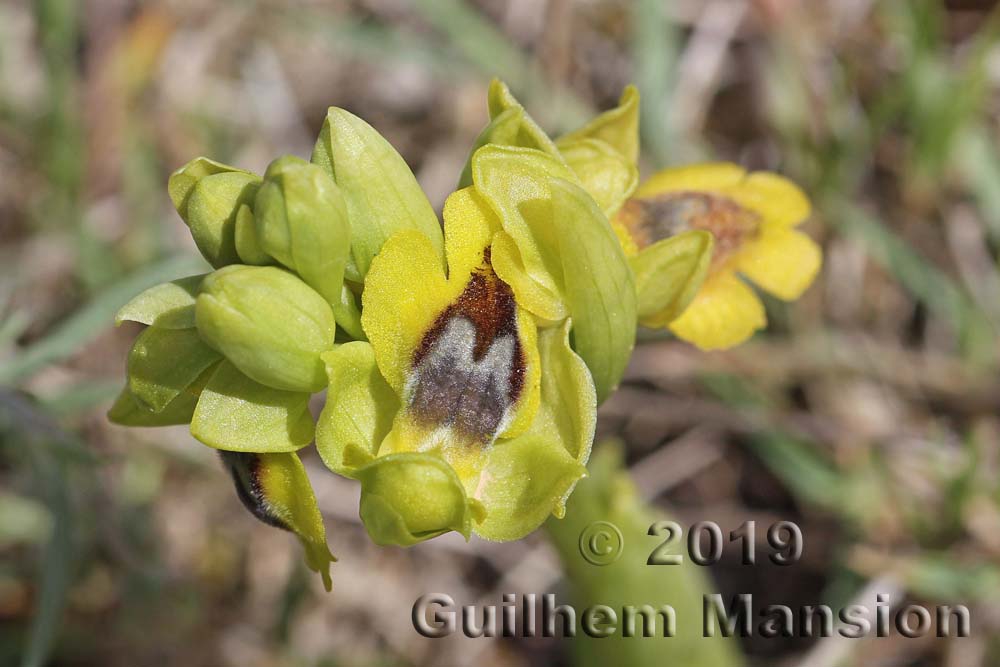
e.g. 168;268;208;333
632;230;713;327
556;85;640;164
315;342;398;476
115;274;206;329
474;320;594;541
457;79;565;188
549;178;637;403
233;204;273;266
558;138;638;218
486;79;563;158
311;107;443;280
168;159;261;268
356;452;484;547
195;265;335;392
220;450;336;591
191;360;314;453
107;384;201;427
254;155;351;307
126;327;222;413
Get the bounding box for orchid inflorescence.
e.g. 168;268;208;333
109;80;821;590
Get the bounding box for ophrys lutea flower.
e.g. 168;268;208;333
317;161;631;543
615;163;821;350
469;79;821;352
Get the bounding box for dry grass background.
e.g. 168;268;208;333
3;0;1000;665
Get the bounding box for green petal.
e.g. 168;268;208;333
191;360;314;453
471;145;577;299
315;342;398;476
556;85;640;164
474;320;595;541
549;178;637;403
195;265;335;392
558;138;639;218
356;452;482;547
116;274;206;329
108;385;201;427
311;108;443;279
126;327;221;413
183;171;261;268
254;155;351;306
233;204;273;266
632;230;713;327
220;450;335;591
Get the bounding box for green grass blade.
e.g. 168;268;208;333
0;254;208;385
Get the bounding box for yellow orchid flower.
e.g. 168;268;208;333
615;163;822;350
317;184;598;544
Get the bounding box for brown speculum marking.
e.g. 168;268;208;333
408;249;526;445
618;191;759;271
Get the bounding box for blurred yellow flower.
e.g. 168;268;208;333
615;162;821;350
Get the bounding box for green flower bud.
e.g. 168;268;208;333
126;327;221;413
311;108;443;280
233;204;273;266
356;453;484;547
167;158;261;268
195;265;335;392
254;155;350;306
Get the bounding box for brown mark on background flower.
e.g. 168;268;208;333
618;192;760;272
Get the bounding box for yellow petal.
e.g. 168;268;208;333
669;272;766;350
364;188;543;487
361;230;456;394
442;187;500;279
558;138;639;218
635;162;746;199
725;171;811;228
499;305;541;440
490;231;567;323
737;228;822;301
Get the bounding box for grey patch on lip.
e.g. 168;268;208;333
643;193;712;240
406;317;516;443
